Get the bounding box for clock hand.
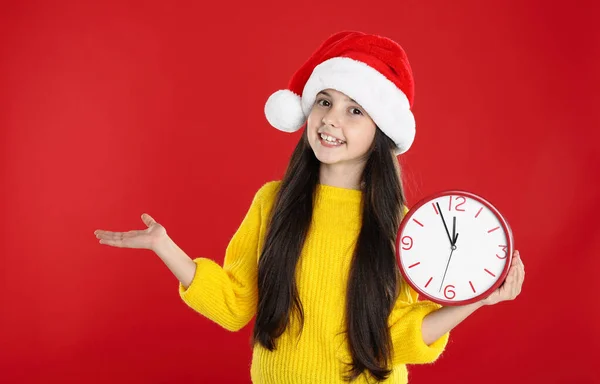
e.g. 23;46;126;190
452;217;459;245
440;218;460;292
439;246;456;292
452;216;456;245
436;202;453;246
437;205;460;292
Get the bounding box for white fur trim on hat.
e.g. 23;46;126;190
301;57;415;154
264;89;306;132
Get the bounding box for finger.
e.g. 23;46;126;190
95;230;116;239
516;258;525;295
518;258;524;273
511;252;523;288
141;213;157;228
96;230;138;241
506;264;517;284
502;266;517;299
99;238;127;248
95;230;123;240
512;250;521;266
512;262;522;298
512;267;520;298
513;249;523;275
516;251;525;270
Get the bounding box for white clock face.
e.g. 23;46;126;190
397;191;513;305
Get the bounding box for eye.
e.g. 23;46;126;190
316;98;331;107
350;107;363;116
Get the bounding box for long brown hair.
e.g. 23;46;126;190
251;126;407;382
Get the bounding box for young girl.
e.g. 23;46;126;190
94;31;525;383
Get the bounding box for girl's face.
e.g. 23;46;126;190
307;88;377;166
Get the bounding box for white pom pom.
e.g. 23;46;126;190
264;90;306;132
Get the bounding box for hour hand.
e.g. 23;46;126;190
452;217;459;246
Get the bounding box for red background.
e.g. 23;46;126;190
1;1;598;383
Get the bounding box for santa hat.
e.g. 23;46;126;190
264;31;416;154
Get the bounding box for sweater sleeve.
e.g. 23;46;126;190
177;185;265;332
388;292;450;365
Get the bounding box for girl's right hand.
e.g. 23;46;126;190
94;213;168;252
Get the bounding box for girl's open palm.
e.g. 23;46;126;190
94;213;167;251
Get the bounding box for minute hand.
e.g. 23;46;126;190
436;202;454;246
440;217;459;291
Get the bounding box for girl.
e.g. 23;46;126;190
94;31;525;383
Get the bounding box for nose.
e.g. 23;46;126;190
321;107;342;127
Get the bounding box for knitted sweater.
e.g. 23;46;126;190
179;181;449;383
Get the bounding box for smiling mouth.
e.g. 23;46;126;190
318;132;346;145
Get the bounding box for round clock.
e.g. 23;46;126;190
396;191;514;306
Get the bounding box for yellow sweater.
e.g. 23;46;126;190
179;181;449;383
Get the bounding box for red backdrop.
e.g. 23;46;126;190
1;0;598;383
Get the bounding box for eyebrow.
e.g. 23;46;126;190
318;90;358;104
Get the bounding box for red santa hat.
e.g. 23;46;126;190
264;31;416;154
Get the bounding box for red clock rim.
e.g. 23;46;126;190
396;190;514;306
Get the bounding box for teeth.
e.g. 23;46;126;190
320;133;344;144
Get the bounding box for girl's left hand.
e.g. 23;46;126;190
480;250;525;306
